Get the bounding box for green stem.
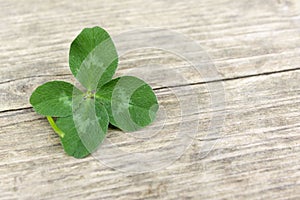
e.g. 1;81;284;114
47;116;65;138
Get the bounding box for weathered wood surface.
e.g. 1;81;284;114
0;0;299;199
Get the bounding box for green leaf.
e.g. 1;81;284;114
30;81;82;117
73;97;109;153
56;116;90;158
96;76;159;132
56;100;109;158
69;26;118;90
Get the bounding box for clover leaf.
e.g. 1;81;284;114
30;27;159;158
96;76;159;132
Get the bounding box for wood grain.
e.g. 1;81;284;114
0;0;299;199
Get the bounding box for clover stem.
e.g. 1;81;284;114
47;116;65;138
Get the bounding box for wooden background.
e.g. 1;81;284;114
0;0;299;199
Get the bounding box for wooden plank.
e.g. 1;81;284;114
0;70;299;199
0;0;299;84
0;0;299;199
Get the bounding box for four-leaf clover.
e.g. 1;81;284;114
30;27;159;158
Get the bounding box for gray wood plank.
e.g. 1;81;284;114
0;0;299;199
